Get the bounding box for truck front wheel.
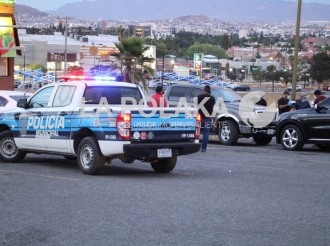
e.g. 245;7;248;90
77;137;105;175
0;130;26;162
151;156;177;173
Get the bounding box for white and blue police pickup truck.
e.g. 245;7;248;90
0;79;201;175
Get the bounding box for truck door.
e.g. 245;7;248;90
18;86;55;150
44;85;77;153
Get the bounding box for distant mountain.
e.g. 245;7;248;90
43;0;330;22
15;4;49;16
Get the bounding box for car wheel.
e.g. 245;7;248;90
0;130;26;162
218;120;239;145
253;136;273;145
316;144;330;151
64;156;77;160
297;89;301;92
151;156;177;173
280;125;305;151
77;137;105;175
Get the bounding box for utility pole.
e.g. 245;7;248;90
291;0;302;101
57;16;74;76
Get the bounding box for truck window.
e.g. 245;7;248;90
168;86;190;102
29;86;55;108
83;86;143;104
189;88;203;103
52;85;77;107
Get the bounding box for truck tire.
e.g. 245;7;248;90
0;130;26;162
77;137;105;175
218;120;239;145
151;156;177;173
253;136;273;145
280;125;305;151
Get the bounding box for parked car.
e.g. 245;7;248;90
0;91;33;113
311;88;326;95
276;97;330;151
225;82;238;89
286;85;302;92
322;85;330;91
233;84;250;91
164;84;277;146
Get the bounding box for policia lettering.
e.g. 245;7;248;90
21;116;65;139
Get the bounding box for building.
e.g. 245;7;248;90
15;30;120;76
98;19;106;30
128;25;152;38
0;0;21;90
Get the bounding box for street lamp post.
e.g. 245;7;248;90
272;70;276;92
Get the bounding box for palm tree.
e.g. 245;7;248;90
116;25;128;41
115;37;155;89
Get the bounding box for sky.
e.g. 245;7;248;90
15;0;330;12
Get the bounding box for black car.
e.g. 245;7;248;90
164;84;277;146
276;97;330;151
233;84;250;91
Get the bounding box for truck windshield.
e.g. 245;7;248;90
84;86;143;104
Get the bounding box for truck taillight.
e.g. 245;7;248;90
195;114;201;139
116;113;131;140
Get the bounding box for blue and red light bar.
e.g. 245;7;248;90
58;75;118;82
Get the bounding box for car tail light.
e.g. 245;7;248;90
195;114;201;139
116;113;131;139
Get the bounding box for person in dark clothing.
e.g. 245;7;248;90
293;93;311;110
313;89;327;105
278;90;292;115
197;85;215;152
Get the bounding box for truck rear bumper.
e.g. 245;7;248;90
123;142;201;158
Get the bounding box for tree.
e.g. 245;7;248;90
309;52;330;84
116;25;128;41
29;63;47;73
187;43;227;59
219;34;231;50
115;37;155;89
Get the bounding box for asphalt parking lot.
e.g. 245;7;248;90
0;138;329;245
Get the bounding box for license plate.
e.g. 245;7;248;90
157;148;172;158
267;129;274;135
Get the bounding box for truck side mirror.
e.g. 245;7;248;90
17;99;27;109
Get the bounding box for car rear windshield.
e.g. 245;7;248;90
83;86;143;104
9;95;30;101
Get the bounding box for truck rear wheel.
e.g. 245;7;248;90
0;130;26;162
253;136;273;145
151;156;177;173
218;120;239;145
77;137;105;175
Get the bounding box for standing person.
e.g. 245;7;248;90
278;90;292;115
197;85;215;152
149;85;167;107
313;89;327;105
293;93;311;110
